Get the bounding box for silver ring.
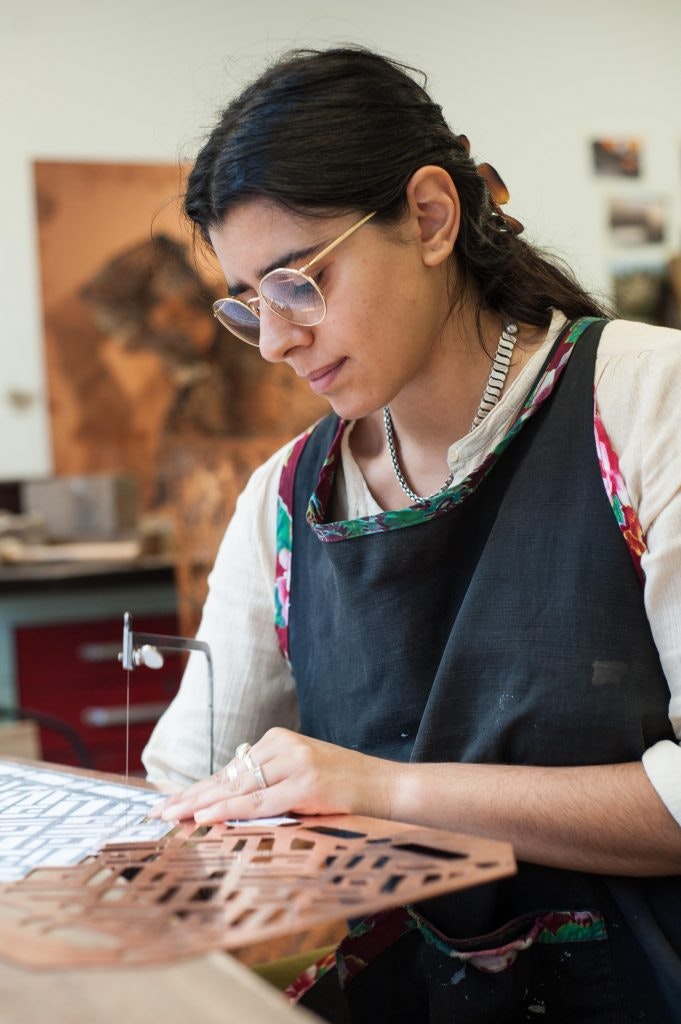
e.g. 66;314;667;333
214;761;238;784
251;763;267;790
243;751;267;789
235;742;251;760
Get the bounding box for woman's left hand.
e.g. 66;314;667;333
149;727;398;824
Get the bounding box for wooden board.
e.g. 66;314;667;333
34;161;328;635
0;723;40;761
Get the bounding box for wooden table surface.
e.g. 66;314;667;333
0;951;320;1024
0;758;321;1022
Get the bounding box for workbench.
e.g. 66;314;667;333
0;758;516;1023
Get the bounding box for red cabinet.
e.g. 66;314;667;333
15;614;184;774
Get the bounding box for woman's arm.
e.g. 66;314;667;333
596;321;681;826
142;446;299;787
391;757;681;876
151;727;681;876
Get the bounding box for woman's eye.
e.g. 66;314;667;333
293;276;320;297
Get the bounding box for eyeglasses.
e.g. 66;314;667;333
212;211;376;346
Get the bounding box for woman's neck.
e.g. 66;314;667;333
350;308;549;509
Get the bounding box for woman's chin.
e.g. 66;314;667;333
323;392;383;422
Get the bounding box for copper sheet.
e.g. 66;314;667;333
0;814;515;969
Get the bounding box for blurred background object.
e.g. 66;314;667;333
32;159;325;635
658;254;681;329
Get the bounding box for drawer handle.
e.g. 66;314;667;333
77;642;123;663
81;702;169;727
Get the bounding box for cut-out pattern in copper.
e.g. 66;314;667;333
0;815;515;968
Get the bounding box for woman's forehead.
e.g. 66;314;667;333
209;201;355;290
212;199;337;247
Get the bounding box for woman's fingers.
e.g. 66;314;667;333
159;774;265;821
150;741;280;820
158;775;298;825
148;728;393;825
193;779;295;823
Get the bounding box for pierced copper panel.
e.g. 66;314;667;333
0;815;515;968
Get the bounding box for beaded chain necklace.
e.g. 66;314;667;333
383;323;519;503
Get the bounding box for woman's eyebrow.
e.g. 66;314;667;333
228;240;331;297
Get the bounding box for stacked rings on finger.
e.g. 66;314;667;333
243;750;268;790
233;740;267;790
214;761;239;784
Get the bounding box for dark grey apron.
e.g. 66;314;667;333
282;319;681;1022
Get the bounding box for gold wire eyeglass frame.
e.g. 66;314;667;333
212;210;376;346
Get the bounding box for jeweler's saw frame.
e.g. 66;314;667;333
118;611;215;776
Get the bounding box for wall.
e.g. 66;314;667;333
1;0;680;478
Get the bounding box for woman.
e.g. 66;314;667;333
145;47;681;1021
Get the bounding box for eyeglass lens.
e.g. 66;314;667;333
213;299;260;347
260;270;325;326
214;269;326;346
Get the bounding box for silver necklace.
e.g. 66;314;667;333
383;322;518;504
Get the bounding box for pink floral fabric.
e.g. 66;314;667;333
283;947;337;1003
274;426;315;661
594;399;647;584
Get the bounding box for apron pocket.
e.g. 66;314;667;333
299;906;628;1023
409;905;626;1023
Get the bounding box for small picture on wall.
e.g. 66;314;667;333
612;259;666;323
608;196;667;246
592;138;641;178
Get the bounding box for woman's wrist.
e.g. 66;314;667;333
381;760;427;824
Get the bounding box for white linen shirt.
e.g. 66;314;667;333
143;313;681;828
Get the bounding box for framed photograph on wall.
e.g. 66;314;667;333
592;138;641;178
607;195;667;246
612;257;666;322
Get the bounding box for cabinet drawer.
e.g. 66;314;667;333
16;615;182;689
15;614;185;773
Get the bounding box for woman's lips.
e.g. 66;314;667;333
305;358;347;394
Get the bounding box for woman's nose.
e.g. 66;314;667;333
258;305;314;363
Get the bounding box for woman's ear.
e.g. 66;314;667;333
405;166;460;267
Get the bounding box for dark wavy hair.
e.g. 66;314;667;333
185;46;608;329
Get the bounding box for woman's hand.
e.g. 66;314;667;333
148;740;681;874
148;727;398;824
